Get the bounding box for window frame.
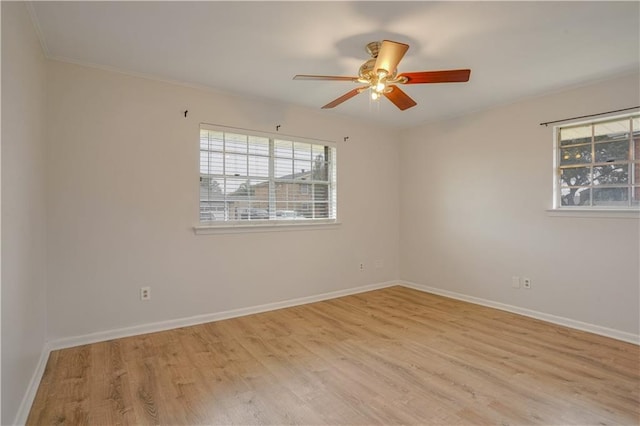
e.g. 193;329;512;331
552;112;640;213
196;124;338;232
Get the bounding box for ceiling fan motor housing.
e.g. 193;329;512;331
358;59;377;81
365;41;381;58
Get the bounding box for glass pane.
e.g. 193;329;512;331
200;177;223;199
275;157;293;179
560;167;590;187
298;203;313;218
593;187;628;206
200;130;208;150
298;183;311;197
594;119;630;143
560;125;591;146
312;144;327;159
635;163;640;185
593;164;628;185
248;136;269;156
249;179;269;201
274;182;310;201
228;203;249;221
274;182;285;200
313;184;329;202
294;142;311;160
225;133;247;153
274;140;293;158
313;203;330;218
200;201;226;222
225;154;247;176
275;203;303;219
560;145;591;165
199;154;208;175
560;187;590;206
293;160;312;179
200;151;223;175
594;140;629;163
236;205;269;220
633;186;640;207
201;130;224;151
635;138;640;161
312;159;329;181
248;155;269;177
209;179;223;198
225;178;252;198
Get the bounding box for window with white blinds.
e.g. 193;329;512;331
199;125;337;223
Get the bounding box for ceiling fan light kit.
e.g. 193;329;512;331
294;40;471;111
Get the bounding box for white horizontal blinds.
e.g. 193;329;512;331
274;140;335;219
558;114;639;207
634;117;640;206
200;125;337;222
200;129;224;221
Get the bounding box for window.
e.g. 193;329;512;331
199;125;337;224
554;113;639;209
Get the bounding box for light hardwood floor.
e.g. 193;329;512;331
28;286;639;425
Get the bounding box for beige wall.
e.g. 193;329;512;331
45;60;401;340
400;72;640;335
1;2;49;424
3;9;639;423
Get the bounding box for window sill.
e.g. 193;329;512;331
546;209;640;219
193;220;341;235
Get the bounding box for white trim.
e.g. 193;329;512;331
20;279;638;423
48;281;396;351
399;280;639;345
551;111;640;211
14;343;51;426
194;221;341;235
546;209;640;219
48;280;640;349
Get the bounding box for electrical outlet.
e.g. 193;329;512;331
359;263;365;272
140;286;151;301
512;276;521;289
523;278;531;289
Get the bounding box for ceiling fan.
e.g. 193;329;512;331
293;40;471;111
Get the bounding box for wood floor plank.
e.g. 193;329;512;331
27;286;640;425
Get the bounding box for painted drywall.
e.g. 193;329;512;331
400;72;640;335
1;2;49;424
45;60;400;340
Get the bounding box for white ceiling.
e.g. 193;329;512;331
29;1;640;128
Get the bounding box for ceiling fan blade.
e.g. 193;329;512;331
321;86;368;109
294;74;359;82
374;40;409;75
399;69;471;84
384;85;417;111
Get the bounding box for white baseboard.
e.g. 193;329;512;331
48;281;397;351
18;279;638;425
399;280;640;345
14;342;51;426
18;282;396;424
